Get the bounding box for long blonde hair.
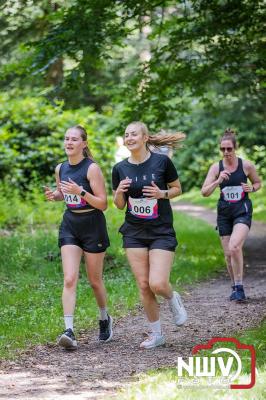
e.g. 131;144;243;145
126;121;186;150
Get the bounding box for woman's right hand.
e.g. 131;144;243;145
44;186;55;201
116;177;132;194
217;170;230;184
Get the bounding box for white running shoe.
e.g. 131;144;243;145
140;333;165;349
169;291;187;326
58;328;77;350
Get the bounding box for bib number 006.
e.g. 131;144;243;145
133;205;151;214
128;197;158;219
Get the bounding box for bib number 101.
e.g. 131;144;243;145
222;186;244;203
224;192;240;200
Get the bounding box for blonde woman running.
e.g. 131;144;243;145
112;121;187;349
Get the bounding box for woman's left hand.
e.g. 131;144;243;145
60;178;82;195
142;181;163;199
241;182;253;193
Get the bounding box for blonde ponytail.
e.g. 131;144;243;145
147;131;186;150
126;121;186;150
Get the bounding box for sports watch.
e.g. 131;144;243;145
80;189;86;197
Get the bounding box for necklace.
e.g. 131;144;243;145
129;151;151;165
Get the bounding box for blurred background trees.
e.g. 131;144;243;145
0;0;265;191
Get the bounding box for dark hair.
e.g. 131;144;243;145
220;128;237;148
125;121;186;150
67;125;93;159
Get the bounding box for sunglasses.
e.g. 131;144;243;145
220;147;234;152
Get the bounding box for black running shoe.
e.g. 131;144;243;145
58;328;77;350
230;285;237;301
99;315;113;342
235;285;246;302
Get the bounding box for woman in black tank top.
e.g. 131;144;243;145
44;125;112;349
201;129;261;302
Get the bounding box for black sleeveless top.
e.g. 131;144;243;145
59;158;95;210
218;158;248;202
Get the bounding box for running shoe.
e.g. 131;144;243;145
235;285;246;302
58;328;77;350
99;315;113;342
140;333;165;349
230;285;237;301
169;291;188;326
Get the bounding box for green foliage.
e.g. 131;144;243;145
0;1;264;195
123;0;265;123
1;1;265;117
172;95;265;191
0;93;115;189
0;181;64;229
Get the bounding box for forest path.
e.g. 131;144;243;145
1;203;265;399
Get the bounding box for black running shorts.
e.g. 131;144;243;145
122;235;177;251
217;199;252;237
119;220;178;252
58;209;110;253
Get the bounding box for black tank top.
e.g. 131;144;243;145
59;158;95;210
218;158;248;202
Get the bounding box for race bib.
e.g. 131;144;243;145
128;197;158;219
64;193;87;208
222;186;244;203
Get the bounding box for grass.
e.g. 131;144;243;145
118;367;266;400
1;190;265;399
179;185;266;223
118;319;266;400
0;202;224;359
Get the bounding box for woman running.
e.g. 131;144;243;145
201;129;261;301
112;121;187;349
45;125;112;350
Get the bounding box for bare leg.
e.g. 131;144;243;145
148;249;174;298
220;236;234;284
84;251;107;309
229;223;250;283
61;245;82;315
126;248;159;322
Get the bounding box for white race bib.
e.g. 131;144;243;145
222;186;244;203
64;193;86;208
128;197;158;219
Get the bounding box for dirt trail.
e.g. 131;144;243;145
1;203;266;400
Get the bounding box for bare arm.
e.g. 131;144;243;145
44;164;64;201
165;179;182;198
113;177;132;209
242;160;262;193
84;163;108;210
142;178;182;199
201;163;231;197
